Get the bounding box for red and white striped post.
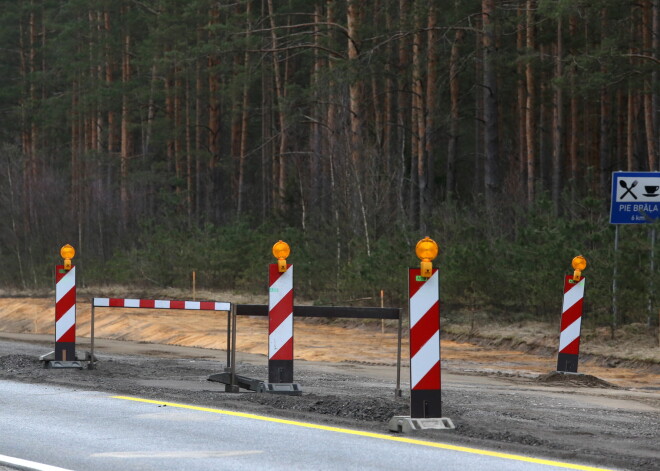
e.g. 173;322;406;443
392;237;455;432
409;266;441;418
55;245;76;362
557;256;587;373
269;240;294;384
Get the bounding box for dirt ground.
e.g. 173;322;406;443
0;297;658;470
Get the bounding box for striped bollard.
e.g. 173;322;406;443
389;237;453;432
55;263;76;362
557;256;587;373
268;262;294;384
41;244;82;367
409;267;441;417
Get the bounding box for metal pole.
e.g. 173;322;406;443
226;305;231;370
395;308;402;398
89;304;95;370
381;289;385;334
230;303;237;388
649;227;655;329
612;224;619;339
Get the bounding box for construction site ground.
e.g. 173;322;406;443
0;296;658;471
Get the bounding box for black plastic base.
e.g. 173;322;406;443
55;342;75;362
269;359;293;383
557;353;579;373
411;389;442;419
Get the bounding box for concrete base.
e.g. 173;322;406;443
388;416;455;433
40;351;93;369
554;370;585;376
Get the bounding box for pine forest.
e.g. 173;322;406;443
0;0;658;332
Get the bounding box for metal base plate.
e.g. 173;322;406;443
263;383;302;396
388;416;455;433
44;361;84;369
208;373;302;395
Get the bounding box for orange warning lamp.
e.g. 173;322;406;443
272;240;290;273
415;237;438;278
60;244;75;271
571;255;587;282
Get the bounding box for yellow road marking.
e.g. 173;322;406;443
112;395;614;471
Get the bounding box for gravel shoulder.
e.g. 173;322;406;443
0;333;658;471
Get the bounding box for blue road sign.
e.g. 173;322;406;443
610;171;660;224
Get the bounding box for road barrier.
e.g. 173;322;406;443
55;265;77;362
268;262;294;384
41;245;86;369
90;297;232;371
408;267;442;418
389;238;454;433
556;256;587;373
209;303;403;396
557;276;586;373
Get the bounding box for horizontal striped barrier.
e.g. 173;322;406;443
93;298;230;311
89;297;233;371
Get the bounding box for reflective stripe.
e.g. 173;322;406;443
55;268;75;303
269;266;293;310
562;279;585;313
410;331;440;388
269;314;293;359
55;305;76;341
559;317;582;352
124;299;140;308
410;271;439;328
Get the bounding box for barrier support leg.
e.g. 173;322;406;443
395;309;402;398
229;304;238;392
89;305;95;370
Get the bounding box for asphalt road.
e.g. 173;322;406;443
0;380;615;471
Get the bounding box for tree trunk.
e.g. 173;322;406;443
627;91;637;171
551;16;563;214
105;10;116;154
525;0;535;206
267;0;287;212
397;0;409;217
643;0;658;170
347;0;362;167
517;6;527;189
599;9;610;195
474;14;483;197
236;2;252;218
482;0;499;208
120;5;131;225
411;2;424;229
447;29;464;201
424;2;437;225
569;15;578;198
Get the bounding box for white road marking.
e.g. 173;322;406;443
91;450;263;459
0;453;75;471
